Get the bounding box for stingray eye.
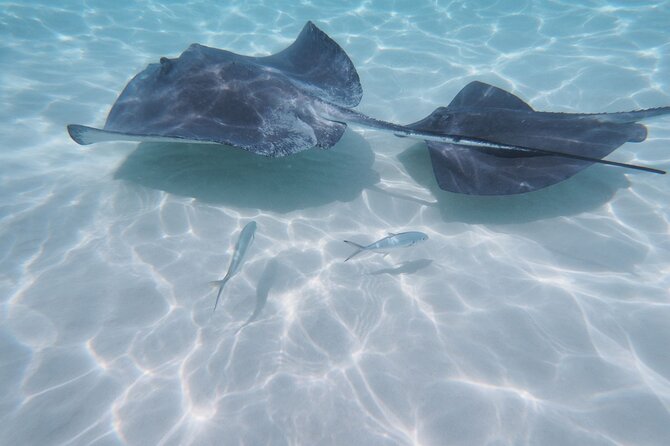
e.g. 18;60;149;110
159;57;172;75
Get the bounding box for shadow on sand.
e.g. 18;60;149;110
236;258;279;333
369;259;433;276
114;131;378;213
397;143;631;224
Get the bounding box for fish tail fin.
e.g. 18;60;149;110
343;240;366;262
210;278;230;312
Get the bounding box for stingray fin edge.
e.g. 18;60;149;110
448;81;534;111
67;124;103;145
66;125;151;145
66;124;224;146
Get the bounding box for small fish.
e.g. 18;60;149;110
210;221;257;312
343;231;428;262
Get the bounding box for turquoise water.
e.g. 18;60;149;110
2;1;670;445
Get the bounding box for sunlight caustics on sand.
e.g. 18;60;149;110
1;1;670;445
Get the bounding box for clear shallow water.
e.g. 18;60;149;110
2;1;670;445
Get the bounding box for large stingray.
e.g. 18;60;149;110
67;21;668;194
67;22;532;156
407;81;670;194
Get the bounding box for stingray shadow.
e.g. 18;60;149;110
397;143;631;224
114;131;378;213
369;259;433;276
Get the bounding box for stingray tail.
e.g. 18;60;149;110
344;240;367;262
402;108;665;175
325;104;664;174
210;277;230;312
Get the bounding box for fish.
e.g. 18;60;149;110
65;22;647;178
407;81;670;194
210;221;257;312
343;231;428;262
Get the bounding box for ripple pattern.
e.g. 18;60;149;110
1;1;670;445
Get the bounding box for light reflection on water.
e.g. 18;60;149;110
1;1;670;445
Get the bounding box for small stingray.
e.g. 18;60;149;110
407;81;670;195
66;22;645;175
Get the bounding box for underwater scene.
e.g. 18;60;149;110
2;1;670;445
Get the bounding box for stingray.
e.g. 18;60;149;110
67;22;529;156
67;22;668;194
406;81;670;194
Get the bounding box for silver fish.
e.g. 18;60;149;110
210;221;257;312
343;231;428;262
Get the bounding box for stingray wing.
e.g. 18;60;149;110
70;22;361;157
410;81;653;195
261;21;362;108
